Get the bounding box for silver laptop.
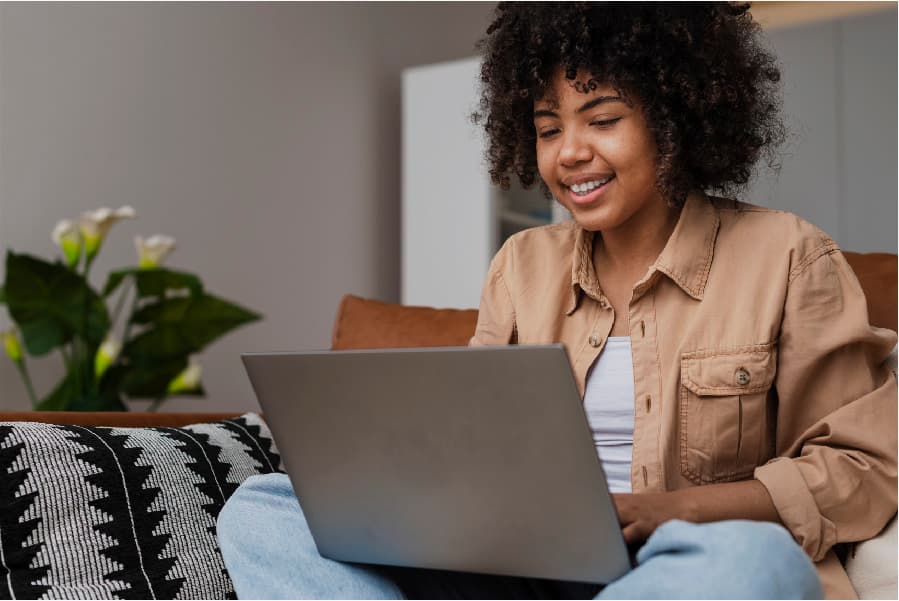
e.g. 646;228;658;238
241;345;631;584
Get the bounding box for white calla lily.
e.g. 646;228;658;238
135;234;176;269
167;359;202;394
79;205;136;260
93;336;121;380
2;328;23;363
51;219;82;268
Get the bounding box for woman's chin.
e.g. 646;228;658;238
568;206;622;233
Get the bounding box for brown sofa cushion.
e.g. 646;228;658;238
331;252;896;353
0;411;240;427
331;294;479;350
843;252;897;332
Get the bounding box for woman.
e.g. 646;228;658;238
218;3;897;598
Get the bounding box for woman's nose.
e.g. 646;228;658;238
558;129;593;166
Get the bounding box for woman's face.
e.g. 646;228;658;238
534;70;665;234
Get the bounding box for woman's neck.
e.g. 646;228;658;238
594;198;682;277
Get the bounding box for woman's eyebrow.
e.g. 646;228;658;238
576;95;624;113
533;108;559;119
533;95;625;119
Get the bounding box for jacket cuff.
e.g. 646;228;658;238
755;457;838;561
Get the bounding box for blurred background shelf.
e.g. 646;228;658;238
499;209;550;230
749;1;893;30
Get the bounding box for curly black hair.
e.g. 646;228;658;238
475;2;785;205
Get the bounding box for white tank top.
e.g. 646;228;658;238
582;336;635;493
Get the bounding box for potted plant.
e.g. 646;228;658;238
1;206;261;411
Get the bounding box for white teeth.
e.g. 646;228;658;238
570;177;612;195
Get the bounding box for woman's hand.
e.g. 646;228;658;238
612;480;783;546
612;490;699;545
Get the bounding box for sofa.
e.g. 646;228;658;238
0;250;895;599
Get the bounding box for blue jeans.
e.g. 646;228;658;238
217;474;823;599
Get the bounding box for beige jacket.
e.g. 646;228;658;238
470;194;897;598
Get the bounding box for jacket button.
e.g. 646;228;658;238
735;368;751;386
589;334;602;347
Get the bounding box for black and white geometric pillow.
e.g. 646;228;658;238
0;413;283;600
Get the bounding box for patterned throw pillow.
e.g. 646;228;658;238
0;413;283;599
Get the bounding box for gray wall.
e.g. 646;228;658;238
748;10;898;252
0;2;494;412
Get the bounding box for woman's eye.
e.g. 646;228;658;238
538;128;560;139
591;117;621;128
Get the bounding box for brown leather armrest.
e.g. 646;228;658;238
0;411;240;427
331;294;479;350
844;252;897;332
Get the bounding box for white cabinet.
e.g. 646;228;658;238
401;57;554;309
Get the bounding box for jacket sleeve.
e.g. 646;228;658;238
754;245;898;561
469;240;517;347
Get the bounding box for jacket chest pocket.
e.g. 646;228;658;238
679;343;777;484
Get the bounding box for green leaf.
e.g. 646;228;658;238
103;269;131;297
116;357;187;398
131;297;191;324
18;320;67;355
135;269;203;298
69;391;127;412
4;251;110;355
0;285;6;304
103;268;203;299
125;293;261;360
37;371;125;411
104;356;205;400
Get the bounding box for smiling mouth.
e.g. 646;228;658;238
564;175;616;204
568;175;615;196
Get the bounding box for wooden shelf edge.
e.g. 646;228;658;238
499;210;551;229
751;1;895;31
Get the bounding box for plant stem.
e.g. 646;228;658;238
71;246;92;400
59;347;72;371
80;265;93;398
111;275;134;331
122;291;140;347
71;339;82;401
15;361;38;407
148;396;165;413
83;254;95;279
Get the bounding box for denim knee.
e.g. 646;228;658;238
714;521;822;598
217;474;404;600
638;519;823;599
678;521;812;571
217;474;316;558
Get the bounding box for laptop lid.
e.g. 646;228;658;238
242;345;630;584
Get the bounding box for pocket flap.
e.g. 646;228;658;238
681;344;777;396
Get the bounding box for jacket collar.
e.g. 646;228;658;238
565;192;720;315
